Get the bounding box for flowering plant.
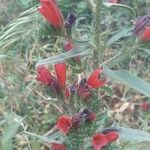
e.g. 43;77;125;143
33;0;150;149
1;0;150;150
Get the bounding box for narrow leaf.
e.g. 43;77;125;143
104;67;150;97
108;27;133;45
118;127;150;142
36;45;91;67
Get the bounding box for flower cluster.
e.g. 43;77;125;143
133;15;150;42
38;0;76;29
36;63;66;95
92;129;119;150
56;109;96;134
36;65;106;100
72;67;106;100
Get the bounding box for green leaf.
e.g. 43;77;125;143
1;113;22;150
24;131;65;144
103;2;136;18
117;127;150;142
99;86;113;97
108;27;133;45
0;55;7;59
138;47;150;55
104;67;150;97
36;44;91;67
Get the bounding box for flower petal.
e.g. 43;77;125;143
105;131;119;143
140;26;150;41
36;65;53;85
92;133;108;150
87;67;106;88
54;63;66;89
51;143;67;150
38;0;64;27
56;115;72;134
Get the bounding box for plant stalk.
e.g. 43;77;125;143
93;0;103;68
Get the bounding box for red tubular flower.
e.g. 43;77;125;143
38;0;64;28
92;133;108;150
105;131;119;143
87;67;106;89
109;0;120;3
56;115;72;134
51;143;67;150
54;63;66;88
36;65;53;85
140;26;150;42
140;102;150;112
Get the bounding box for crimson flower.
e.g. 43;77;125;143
109;0;120;3
36;64;67;95
140;102;150;112
105;131;119;143
38;0;64;28
56;115;72;134
92;133;108;150
54;63;66;88
140;26;150;41
87;67;106;89
36;65;53;85
51;143;67;150
133;15;150;35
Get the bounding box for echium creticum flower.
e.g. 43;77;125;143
38;0;64;28
92;129;119;150
36;63;66;95
38;0;77;30
77;67;106;100
133;15;150;42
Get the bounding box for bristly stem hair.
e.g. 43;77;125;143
93;0;103;68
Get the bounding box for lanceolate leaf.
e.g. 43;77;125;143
36;45;91;67
24;131;65;144
108;27;133;45
1;113;22;150
104;67;150;97
117;127;150;142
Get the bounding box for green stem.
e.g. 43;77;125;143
132;0;138;14
93;0;103;68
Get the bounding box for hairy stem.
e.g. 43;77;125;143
93;0;103;68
